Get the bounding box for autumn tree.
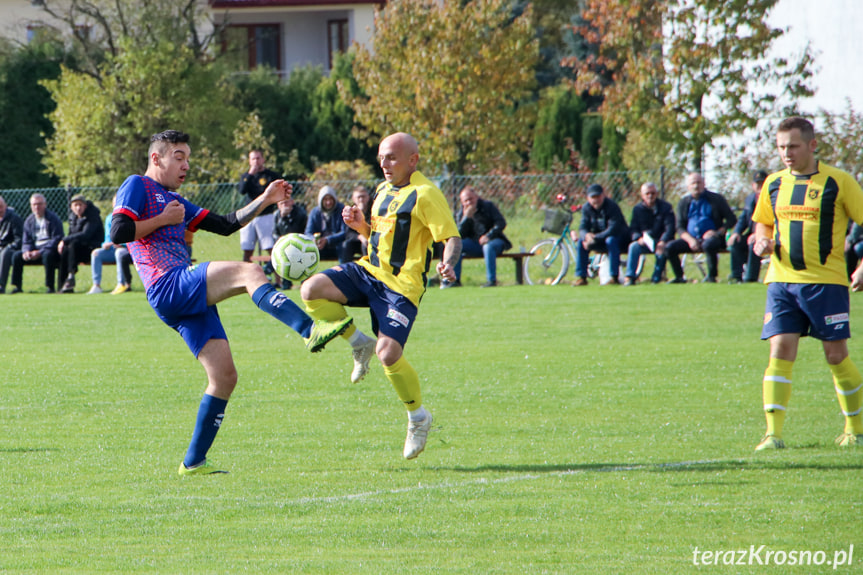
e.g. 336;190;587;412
42;38;243;186
569;0;815;172
346;0;539;174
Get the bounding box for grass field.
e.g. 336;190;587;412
2;232;862;574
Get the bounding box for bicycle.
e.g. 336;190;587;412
522;196;582;285
523;195;634;285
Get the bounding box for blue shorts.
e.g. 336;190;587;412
147;262;226;357
761;282;850;341
322;262;418;348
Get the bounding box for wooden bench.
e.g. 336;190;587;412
462;252;530;285
251;252;532;285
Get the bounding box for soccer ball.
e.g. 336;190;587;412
271;233;320;282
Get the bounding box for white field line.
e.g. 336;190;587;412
285;458;735;506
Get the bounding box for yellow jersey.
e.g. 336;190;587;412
357;171;459;306
753;162;863;285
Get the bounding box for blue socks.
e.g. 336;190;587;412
252;284;313;337
183;394;228;468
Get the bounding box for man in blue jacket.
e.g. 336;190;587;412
305;185;347;262
573;184;629;286
728;170;767;283
666;172;737;283
623;182;676;285
10;193;65;293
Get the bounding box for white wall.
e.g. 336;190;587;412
769;0;863;114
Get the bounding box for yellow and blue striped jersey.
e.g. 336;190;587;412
753;162;863;285
357;171;459;306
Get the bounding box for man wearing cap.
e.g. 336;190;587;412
728;170;768;283
665;172;737;283
572;183;629;286
9;193;64;293
58;194;104;293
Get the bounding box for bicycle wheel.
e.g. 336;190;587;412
523;238;570;285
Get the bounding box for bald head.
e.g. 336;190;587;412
378;132;420;187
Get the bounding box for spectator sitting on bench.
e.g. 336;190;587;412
59;194;104;293
0;194;24;294
624;182;676;285
10;193;65;294
305;185;346;262
572;184;630;286
445;186;511;288
89;194;134;295
728;170;768;283
666;172;737;284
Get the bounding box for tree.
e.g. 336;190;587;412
569;0;815;172
346;0;539;174
0;38;72;188
530;85;586;172
34;0;221;80
42;39;244;186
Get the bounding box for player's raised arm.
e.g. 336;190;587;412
234;180;290;227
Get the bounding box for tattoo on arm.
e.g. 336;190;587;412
442;237;462;268
234;197;266;227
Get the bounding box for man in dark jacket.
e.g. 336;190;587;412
573;183;629;286
624;182;676;285
666;172;737;283
10;193;65;293
238;149;282;263
0;194;24;293
447;186;512;288
728;170;767;283
58;194;104;293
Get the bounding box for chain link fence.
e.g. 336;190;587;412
0;169;677;221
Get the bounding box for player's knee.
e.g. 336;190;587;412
377;340;402;367
299;274;324;301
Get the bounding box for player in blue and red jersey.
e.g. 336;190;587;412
111;130;351;476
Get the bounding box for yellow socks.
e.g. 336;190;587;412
383;356;422;412
763;357;793;438
304;298;356;340
830;357;863;435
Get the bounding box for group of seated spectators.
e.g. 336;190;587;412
572;171;747;286
9;164;863;293
0;192;134;295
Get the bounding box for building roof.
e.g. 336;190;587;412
209;0;383;7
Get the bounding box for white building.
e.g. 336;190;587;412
0;0;382;75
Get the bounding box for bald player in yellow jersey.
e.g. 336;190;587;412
752;116;863;451
301;132;462;460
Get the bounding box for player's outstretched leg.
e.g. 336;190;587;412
251;283;351;352
304;296;376;367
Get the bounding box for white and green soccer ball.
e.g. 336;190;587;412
271;233;319;282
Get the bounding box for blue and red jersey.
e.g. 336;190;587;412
113;175;208;290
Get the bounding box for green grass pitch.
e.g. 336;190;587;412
1;233;861;573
